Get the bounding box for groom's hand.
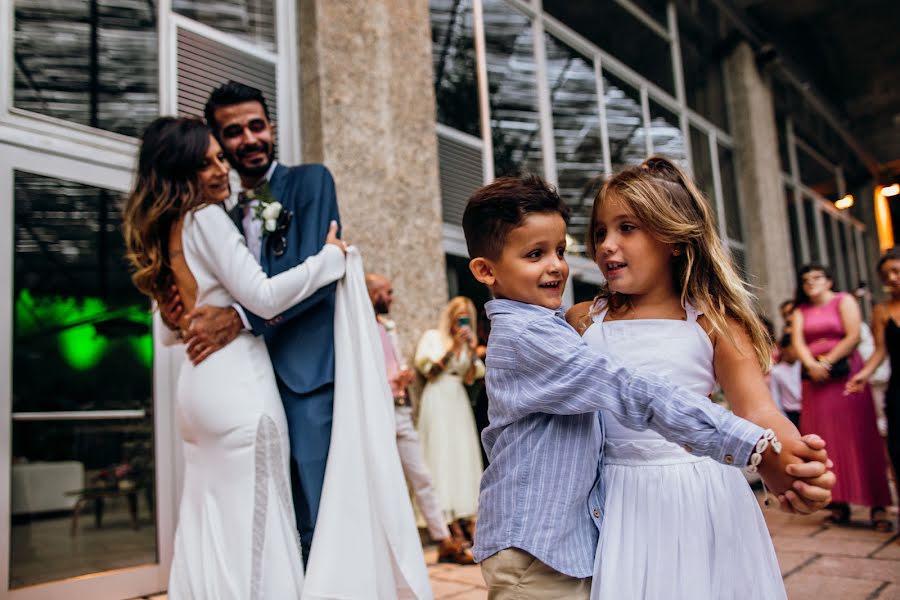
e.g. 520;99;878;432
183;305;243;365
157;284;184;331
756;433;829;511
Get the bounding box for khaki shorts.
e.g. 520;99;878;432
480;548;591;600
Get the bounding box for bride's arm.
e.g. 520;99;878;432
190;206;345;320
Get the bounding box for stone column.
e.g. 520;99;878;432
724;41;795;325
297;0;448;357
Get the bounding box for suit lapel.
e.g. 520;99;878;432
228;203;245;236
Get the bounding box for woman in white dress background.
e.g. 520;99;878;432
415;296;485;541
122;117;346;599
567;156;835;599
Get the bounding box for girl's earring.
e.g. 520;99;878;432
673;249;681;256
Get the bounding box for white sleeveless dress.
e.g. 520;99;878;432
584;301;786;600
167;204;345;599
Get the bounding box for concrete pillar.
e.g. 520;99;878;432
297;0;448;357
723;41;795;324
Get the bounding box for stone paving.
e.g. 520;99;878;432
142;497;899;600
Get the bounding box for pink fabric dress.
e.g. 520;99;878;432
798;293;892;506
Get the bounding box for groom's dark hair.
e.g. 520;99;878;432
204;81;271;135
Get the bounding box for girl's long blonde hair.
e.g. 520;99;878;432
122;117;212;298
586;156;771;371
438;296;478;352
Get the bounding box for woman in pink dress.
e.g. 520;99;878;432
792;264;893;530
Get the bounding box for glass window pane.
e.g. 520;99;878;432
543;0;676;95
13;0;158;138
431;0;480;137
803;197;823;264
603;71;647;173
544;33;603;250
174;0;275;53
823;215;846;291
11;171;155;587
797;144;837;199
678;9;729;131
649;101;688;167
689;125;717;221
483;0;542;177
718;145;742;241
785;187;804;277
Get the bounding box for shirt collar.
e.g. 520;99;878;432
485;298;567;321
239;160;279;193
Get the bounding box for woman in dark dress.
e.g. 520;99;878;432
848;247;900;529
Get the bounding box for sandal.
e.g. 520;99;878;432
437;538;476;565
824;503;850;525
871;507;894;533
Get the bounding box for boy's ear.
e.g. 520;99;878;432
469;257;496;286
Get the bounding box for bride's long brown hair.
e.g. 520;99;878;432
122;117;213;298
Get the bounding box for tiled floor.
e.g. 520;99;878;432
138;496;899;599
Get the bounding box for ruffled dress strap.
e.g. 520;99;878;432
589;298;610;323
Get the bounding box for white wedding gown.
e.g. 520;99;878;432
167;204;345;600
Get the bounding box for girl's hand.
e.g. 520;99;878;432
325;220;347;255
757;434;830;510
845;372;868;395
453;327;470;351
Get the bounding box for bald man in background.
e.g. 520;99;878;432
366;273;475;564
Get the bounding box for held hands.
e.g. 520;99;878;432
845;371;869;395
757;433;834;515
804;359;830;383
183;306;243;365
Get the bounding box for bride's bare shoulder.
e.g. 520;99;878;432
566;301;594;335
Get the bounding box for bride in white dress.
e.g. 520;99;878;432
123;117;346;599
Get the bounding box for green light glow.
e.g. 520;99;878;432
129;334;153;369
59;324;109;371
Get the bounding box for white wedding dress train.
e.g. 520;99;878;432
167;204;345;600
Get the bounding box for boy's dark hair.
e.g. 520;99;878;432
204;81;271;135
462;174;570;260
778;332;792;349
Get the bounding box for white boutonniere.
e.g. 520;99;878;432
257;200;283;234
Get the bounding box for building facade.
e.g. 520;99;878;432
0;1;881;598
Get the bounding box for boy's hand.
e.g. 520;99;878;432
757;433;830;513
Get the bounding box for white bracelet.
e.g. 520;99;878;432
746;429;783;509
745;428;782;474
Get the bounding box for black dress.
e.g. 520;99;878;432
883;318;900;487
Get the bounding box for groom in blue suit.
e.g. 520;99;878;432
167;82;339;564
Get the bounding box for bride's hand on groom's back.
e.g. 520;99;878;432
183;305;244;365
325;220;348;255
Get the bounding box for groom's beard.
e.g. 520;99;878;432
232;142;273;178
373;299;390;315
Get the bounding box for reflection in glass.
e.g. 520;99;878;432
718;145;743;241
603;71;647;174
802;197;823;264
785;188;805;277
483;0;542;177
543;0;675;95
650;102;687;167
689;125;717;220
431;0;480;137
544;34;603;249
13;0;158;138
11;172;155;588
678;7;729;131
174;0;276;53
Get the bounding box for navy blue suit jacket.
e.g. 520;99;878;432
234;163;340;395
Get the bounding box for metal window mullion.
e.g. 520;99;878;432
641;85;653;157
613;0;670;40
276;0;301;163
532;13;558;185
472;0;494;183
159;0;176;115
708;130;728;245
667;1;692;174
594;56;612;178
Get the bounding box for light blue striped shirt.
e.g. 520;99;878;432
473;299;765;578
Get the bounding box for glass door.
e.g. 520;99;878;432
0;146;175;600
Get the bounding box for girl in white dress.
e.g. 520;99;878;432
123;117;346;599
415;296;485;536
567;157;831;599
